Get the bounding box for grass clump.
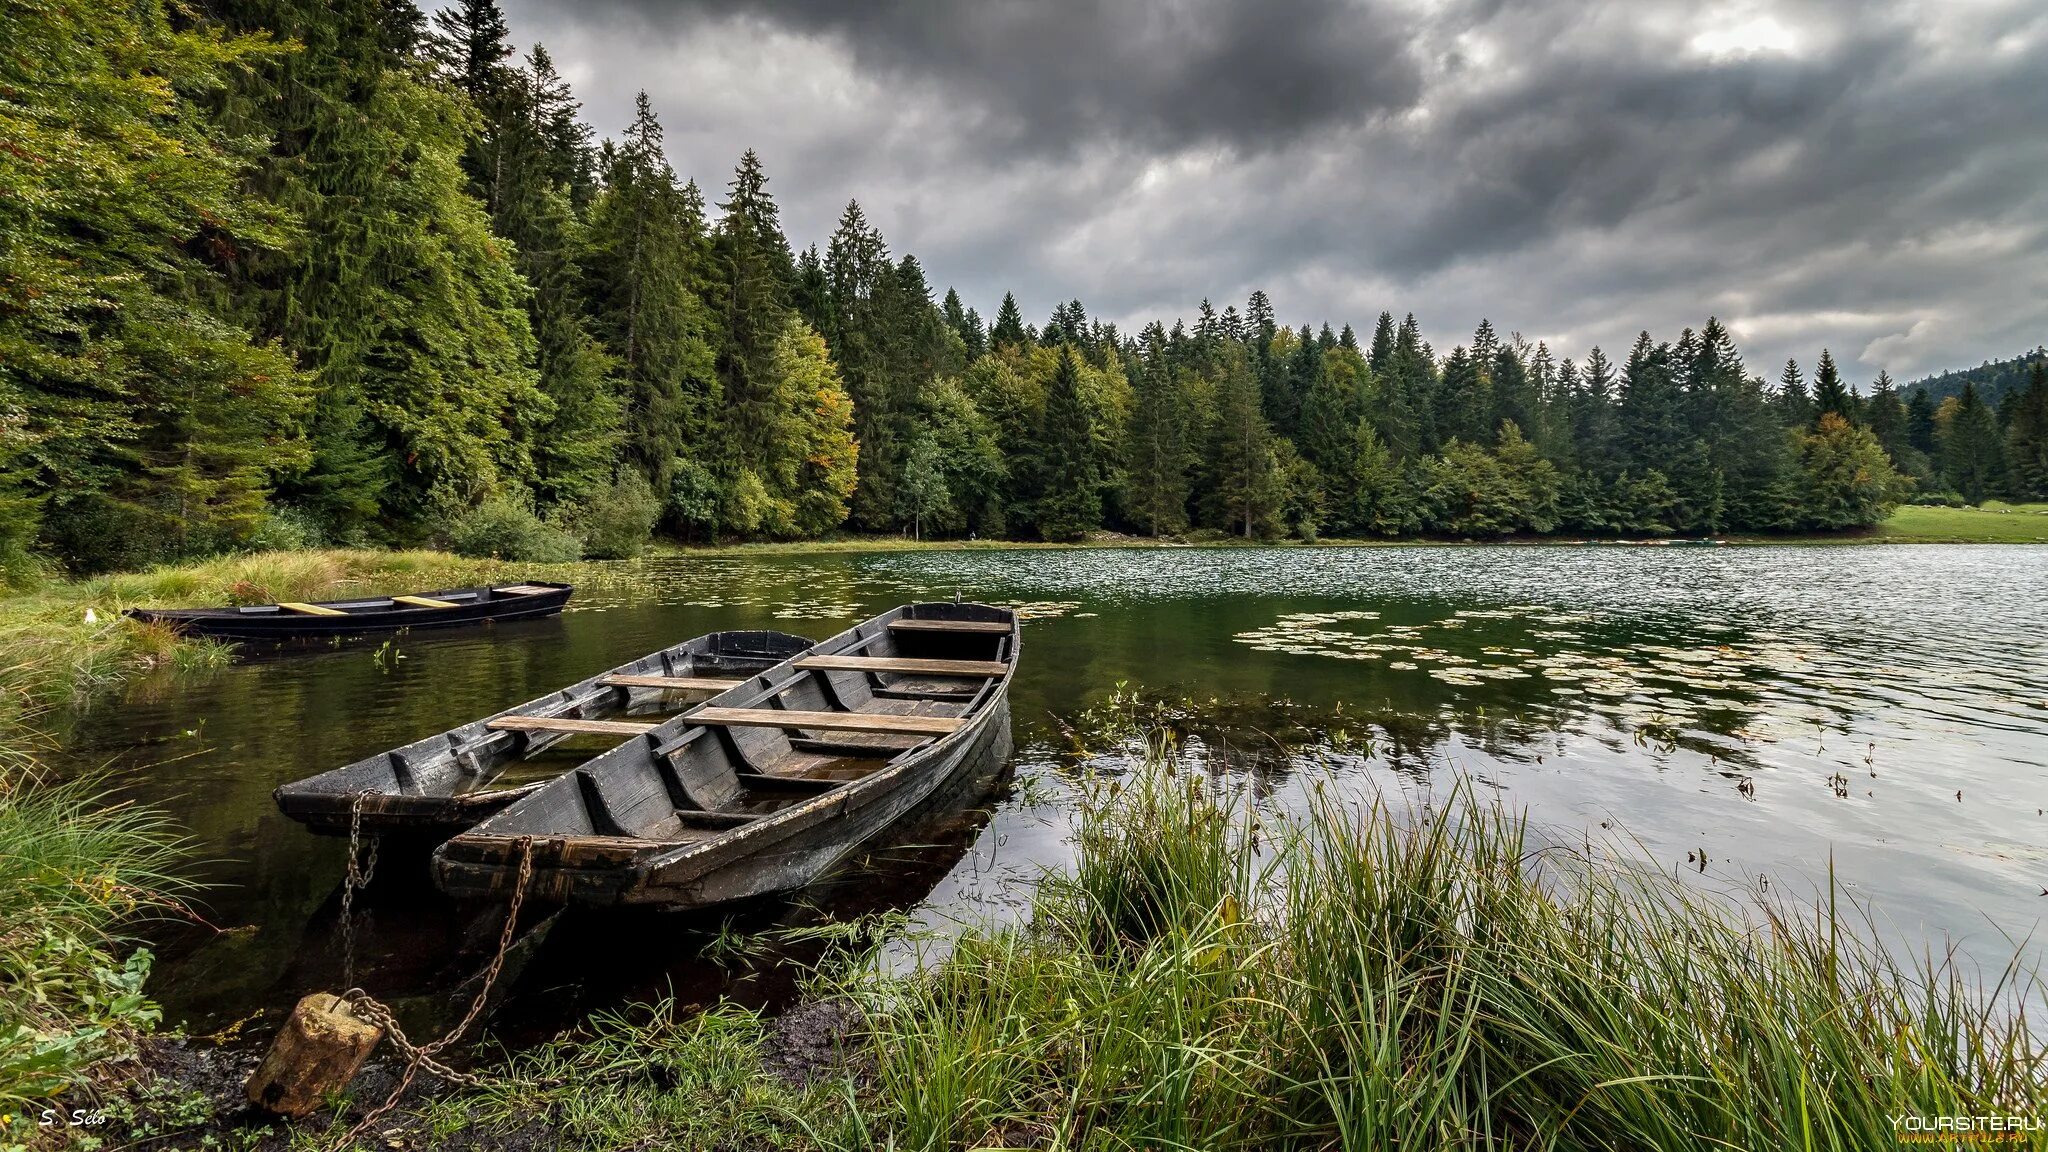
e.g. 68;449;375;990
844;743;2046;1150
0;771;187;1116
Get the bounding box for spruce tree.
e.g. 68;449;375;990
1811;350;1856;425
715;149;795;474
1205;347;1284;538
1937;384;2005;503
2004;362;2048;500
990;292;1027;349
1367;312;1397;372
580;94;719;493
1036;345;1101;540
1123;324;1194;535
1865;371;1912;468
1777;359;1812;427
215;0;547;532
1;0;308;571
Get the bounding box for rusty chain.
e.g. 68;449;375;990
336;792;380;989
330;835;535;1150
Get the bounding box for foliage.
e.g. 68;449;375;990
1790;414;1913;530
0;0;309;574
443;496;582;562
0;773;185;1112
841;748;2047;1151
570;472;661;559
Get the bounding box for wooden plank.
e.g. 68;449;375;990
392;594;457;609
796;654;1008;677
887;618;1011;635
688;706;964;737
600;673;742;691
493;584;558;596
487;715;656;736
279;602;347;617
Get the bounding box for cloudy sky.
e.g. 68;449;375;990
492;0;2045;382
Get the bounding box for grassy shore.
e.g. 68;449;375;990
212;745;2038;1150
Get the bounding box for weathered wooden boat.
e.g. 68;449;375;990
124;582;574;641
274;630;814;837
432;603;1018;908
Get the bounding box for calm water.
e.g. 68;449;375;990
60;544;2048;1036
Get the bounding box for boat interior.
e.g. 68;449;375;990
447;605;1016;860
217;583;567;618
279;631;813;811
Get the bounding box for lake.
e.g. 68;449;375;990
63;543;2048;1036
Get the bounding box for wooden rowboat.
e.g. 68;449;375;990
124;582;574;641
274;630;814;837
432;603;1018;908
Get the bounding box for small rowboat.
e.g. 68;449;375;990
124;582;574;640
274;630;813;837
432;603;1018;908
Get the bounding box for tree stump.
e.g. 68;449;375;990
244;993;383;1117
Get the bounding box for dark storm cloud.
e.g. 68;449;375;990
491;0;2048;378
540;0;1428;155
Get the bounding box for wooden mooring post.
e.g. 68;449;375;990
244;993;382;1117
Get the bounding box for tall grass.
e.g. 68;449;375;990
0;770;189;1113
845;744;2048;1150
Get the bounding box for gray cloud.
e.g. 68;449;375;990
490;0;2048;380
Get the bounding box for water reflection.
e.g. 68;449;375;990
54;544;2048;1037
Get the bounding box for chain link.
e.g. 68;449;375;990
336;792;380;989
330;835;536;1150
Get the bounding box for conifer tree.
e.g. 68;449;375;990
2004;362;2048;500
715;149;796;473
215;0;547;531
1865;371;1912;468
580;94;719;493
1777;359;1812;427
990;292;1027;349
1123;324;1195;535
1367;312;1397;372
1937;384;2004;503
1811;350;1856;424
1206;347;1284;538
1036;346;1101;540
1;0;308;571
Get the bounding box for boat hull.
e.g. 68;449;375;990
125;582;573;641
432;603;1021;910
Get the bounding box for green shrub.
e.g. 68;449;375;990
244;505;325;552
572;474;661;560
444;498;582;563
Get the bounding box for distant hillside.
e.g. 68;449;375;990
1903;347;2046;409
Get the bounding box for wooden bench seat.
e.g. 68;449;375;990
487;715;657;736
795;654;1008;677
392;594;458;609
887;618;1011;635
687;706;964;737
493;584;560;596
279;602;347;617
600;674;742;692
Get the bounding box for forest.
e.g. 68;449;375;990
6;0;2048;578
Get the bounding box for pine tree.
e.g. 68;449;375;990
1865;370;1911;468
1367;312;1397;372
1905;387;1938;455
580;94;719;493
715;149;795;474
1777;359;1812;427
990;292;1027;349
1036;346;1100;540
1122;324;1194;535
1937;384;2005;503
1811;349;1856;425
1205;347;1284;538
215;0;547;531
2004;362;2048;500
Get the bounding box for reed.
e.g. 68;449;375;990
842;747;2048;1150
